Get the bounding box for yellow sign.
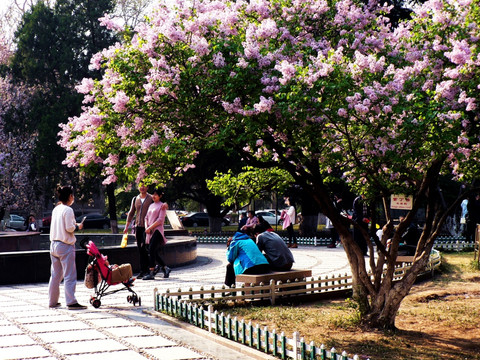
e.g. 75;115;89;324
390;194;413;210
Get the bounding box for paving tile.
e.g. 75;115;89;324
73;312;117;320
67;350;148;360
0;334;36;347
51;339;128;354
5;304;45;313
23;320;91;333
123;335;176;348
0;300;29;308
36;329;108;343
7;309;59;318
16;314;74;324
0;344;52;359
103;325;154;337
86;317;134;328
144;346;209;360
0;325;23;335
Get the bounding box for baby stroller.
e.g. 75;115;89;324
84;240;141;308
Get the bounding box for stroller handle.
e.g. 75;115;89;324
79;237;90;250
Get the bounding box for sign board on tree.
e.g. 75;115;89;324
391;195;413;210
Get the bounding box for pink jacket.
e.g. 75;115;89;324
281;206;295;230
144;201;167;244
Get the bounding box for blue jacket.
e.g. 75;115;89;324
227;232;269;275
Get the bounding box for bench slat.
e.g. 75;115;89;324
236;269;312;284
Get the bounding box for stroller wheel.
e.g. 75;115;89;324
138;297;141;306
92;299;101;308
90;297;95;305
131;295;139;306
127;295;132;303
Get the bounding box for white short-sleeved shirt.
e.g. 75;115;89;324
49;204;77;245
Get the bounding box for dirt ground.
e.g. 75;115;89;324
221;253;480;360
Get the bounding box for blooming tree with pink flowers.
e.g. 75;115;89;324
60;0;480;329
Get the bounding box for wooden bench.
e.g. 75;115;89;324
236;269;312;286
395;255;415;265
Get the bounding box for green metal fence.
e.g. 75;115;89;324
154;250;441;360
195;234;474;251
155;292;359;360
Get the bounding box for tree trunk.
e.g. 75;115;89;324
336;221;436;330
106;183;118;234
209;216;223;232
299;214;318;236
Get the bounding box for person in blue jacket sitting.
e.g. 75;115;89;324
225;232;270;287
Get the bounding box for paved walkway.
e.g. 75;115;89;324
0;243;350;360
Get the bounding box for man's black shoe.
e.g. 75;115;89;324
67;303;87;310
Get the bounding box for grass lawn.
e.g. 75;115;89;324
218;252;480;360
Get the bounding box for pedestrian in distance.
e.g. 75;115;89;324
466;193;480;242
26;214;38;232
281;197;298;248
352;194;369;256
143;188;171;280
240;210;259;235
237;212;247;231
48;185;86;310
327;194;344;248
124;183;154;278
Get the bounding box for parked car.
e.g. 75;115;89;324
262;209;282;216
0;214;26;231
41;212;52;232
256;211;282;226
76;213;110;229
180;212;230;227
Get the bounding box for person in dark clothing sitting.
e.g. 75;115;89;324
253;224;295;271
398;216;421;256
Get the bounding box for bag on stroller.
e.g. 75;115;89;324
85;240;140;308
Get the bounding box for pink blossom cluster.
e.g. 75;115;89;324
59;0;480;188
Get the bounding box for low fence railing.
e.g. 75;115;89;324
195;234;474;251
155;295;359;360
154;250;441;360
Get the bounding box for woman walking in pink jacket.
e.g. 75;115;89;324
142;188;171;280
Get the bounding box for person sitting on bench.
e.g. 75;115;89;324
253;224;295;271
225;232;270;287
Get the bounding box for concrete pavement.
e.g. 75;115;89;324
0;243;350;360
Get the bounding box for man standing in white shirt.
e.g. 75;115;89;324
48;185;86;310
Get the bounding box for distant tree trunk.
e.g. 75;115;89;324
299;214;318;236
209;216;223;232
106;183;118;234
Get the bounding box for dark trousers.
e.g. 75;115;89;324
353;223;368;255
135;226;149;273
148;230;166;269
225;263;270;287
271;262;293;271
287;224;297;244
330;227;339;245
